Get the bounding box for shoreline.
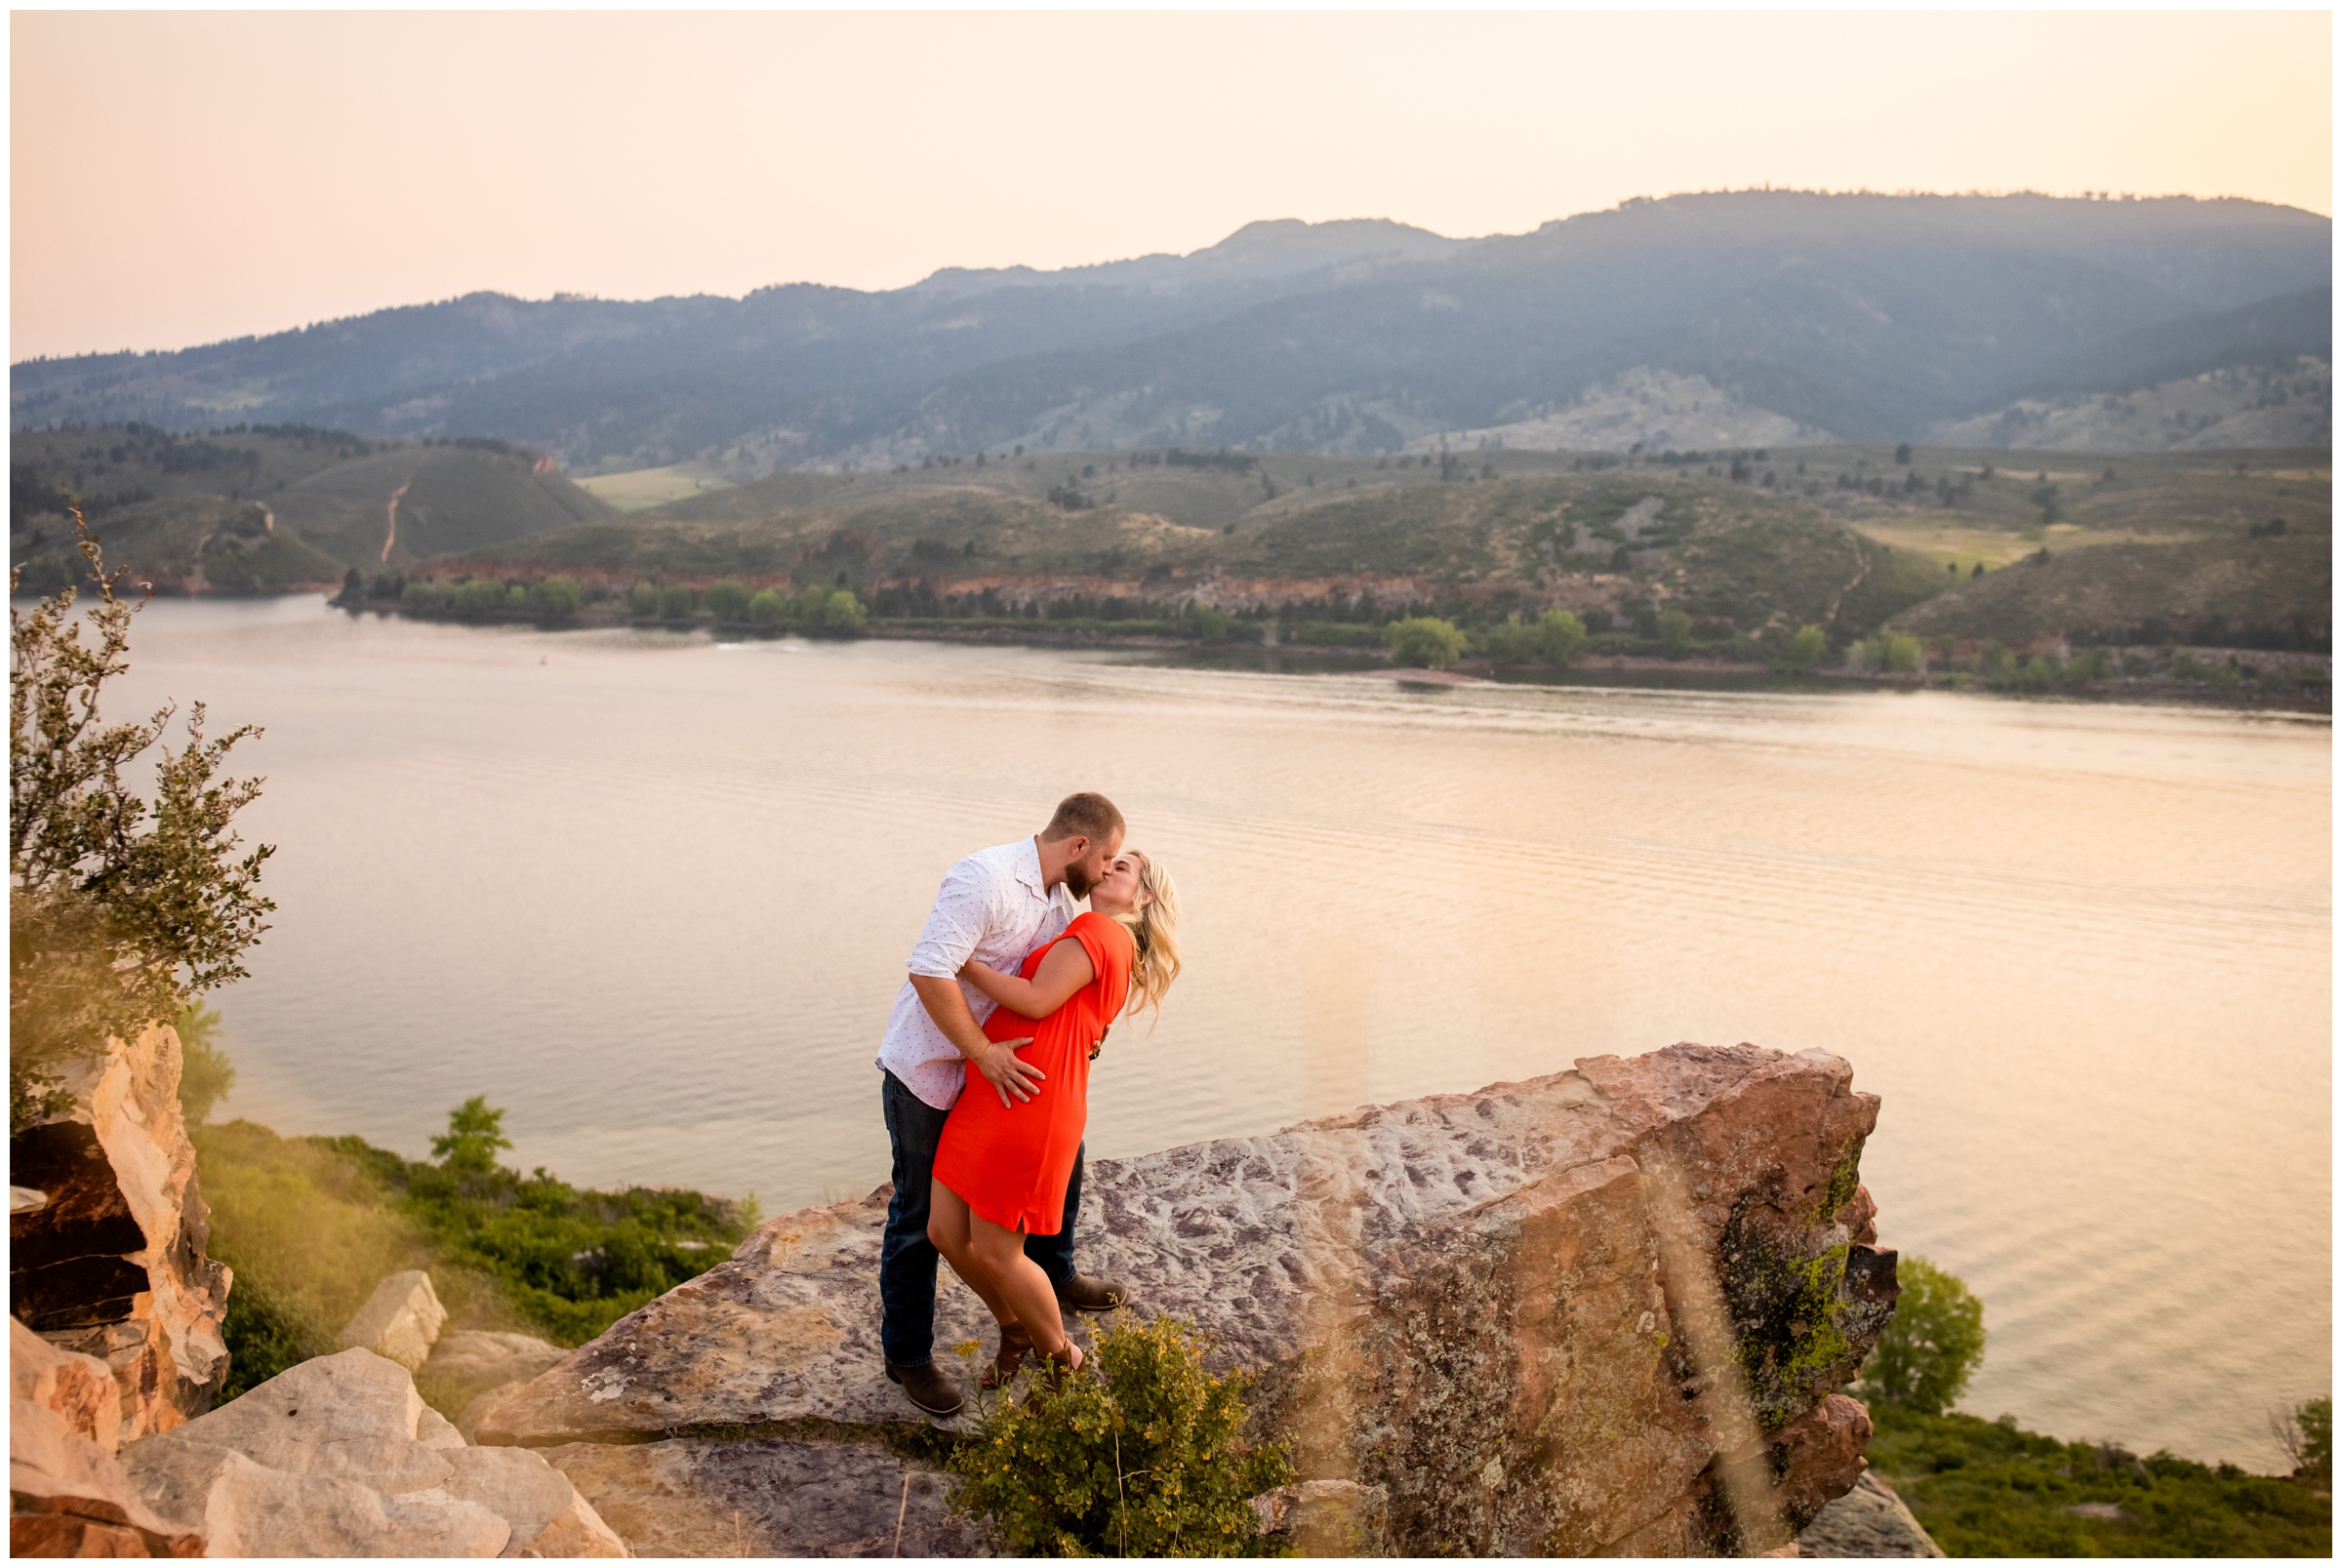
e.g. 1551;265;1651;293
280;596;2328;715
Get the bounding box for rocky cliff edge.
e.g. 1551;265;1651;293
479;1043;1899;1555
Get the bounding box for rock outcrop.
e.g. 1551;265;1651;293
1794;1472;1946;1557
341;1269;448;1370
118;1347;627;1556
11;1318;206;1556
481;1044;1897;1555
9;1023;231;1444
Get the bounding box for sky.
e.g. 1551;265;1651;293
10;10;2332;361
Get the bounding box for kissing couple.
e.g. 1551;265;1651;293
873;791;1181;1416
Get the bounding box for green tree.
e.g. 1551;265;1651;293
704;580;751;621
795;584;833;623
1476;613;1538;663
403;581;449;612
529;576;583;622
2031;479;2062;527
1858;1256;1985;1416
10;511;274;1129
1187;604;1233;645
1538;608;1588;666
949;1313;1292;1556
747;588;787;625
453;579;507;617
1657;607;1694;660
1894;443;1914;465
627;583;659;617
1384;616;1468;669
657;585;695;621
1775;623;1828;674
430;1095;514;1178
819;588;868;633
1880;631;1923;673
505;584;529;610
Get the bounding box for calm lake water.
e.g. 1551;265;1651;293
104;595;2328;1468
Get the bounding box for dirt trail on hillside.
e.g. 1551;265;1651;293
381;480;412;564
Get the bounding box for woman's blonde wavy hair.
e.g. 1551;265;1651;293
1111;850;1182;1025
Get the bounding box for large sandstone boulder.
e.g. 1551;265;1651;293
119;1347;627;1557
11;1318;206;1556
482;1044;1898;1555
341;1270;448;1371
9;1023;231;1444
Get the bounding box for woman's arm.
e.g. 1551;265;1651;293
959;936;1096;1021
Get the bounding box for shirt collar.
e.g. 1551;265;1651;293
1013;834;1049;898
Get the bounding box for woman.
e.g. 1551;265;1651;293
929;849;1181;1385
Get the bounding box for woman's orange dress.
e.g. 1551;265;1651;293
933;911;1133;1235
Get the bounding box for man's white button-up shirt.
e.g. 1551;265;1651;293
876;836;1079;1110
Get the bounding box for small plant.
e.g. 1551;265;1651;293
1657;607;1694;660
1537;608;1588;667
1858;1256;1985;1416
950;1312;1292;1556
1774;623;1828;674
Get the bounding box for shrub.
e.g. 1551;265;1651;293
10;513;273;1128
1476;613;1539;663
1538;608;1588;667
402;581;450;612
704;580;751;621
1858;1256;1985;1416
796;584;834;623
1384;616;1468;669
818;588;868;633
529;576;583;621
2064;647;2111;685
453;578;508;617
1775;623;1828;674
505;584;529;610
627;583;659;617
949;1313;1292;1556
747;588;787;625
1879;632;1923;673
1657;607;1694;660
1188;604;1234;645
2018;654;2060;692
657;585;695;621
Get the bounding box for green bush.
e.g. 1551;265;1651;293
174;1003;236;1127
704;580;751;621
627;583;659;617
747;588;787;625
1188;604;1234;645
1858;1256;1985;1416
1476;613;1539;663
818;588;868;633
657;585;695;621
2171;650;2207;680
949;1313;1292;1556
452;579;508;617
1880;632;1922;673
402;581;449;613
529;576;583;621
505;584;529;610
1775;623;1828;674
2018;654;2060;692
1657;607;1694;660
1384;616;1468;669
1538;608;1588;667
796;584;834;622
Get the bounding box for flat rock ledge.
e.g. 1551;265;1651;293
482;1043;1900;1555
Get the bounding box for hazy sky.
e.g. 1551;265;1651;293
11;10;2331;361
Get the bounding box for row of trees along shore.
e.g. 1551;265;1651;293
345;570;2328;690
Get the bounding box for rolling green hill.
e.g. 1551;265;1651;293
421;443;2330;652
11;424;614;593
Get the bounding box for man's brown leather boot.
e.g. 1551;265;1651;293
884;1358;965;1417
1055;1274;1128;1313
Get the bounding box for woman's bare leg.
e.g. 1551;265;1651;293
965;1211;1075;1361
928;1180;1018;1327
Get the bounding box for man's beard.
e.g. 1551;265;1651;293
1064;862;1096;899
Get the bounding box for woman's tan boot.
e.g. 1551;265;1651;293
981;1322;1033;1390
1041;1340;1086;1387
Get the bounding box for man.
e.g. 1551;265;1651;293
875;791;1133;1416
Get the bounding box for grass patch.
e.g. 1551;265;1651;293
573;465;735;512
1869;1405;2330;1557
195;1114;749;1404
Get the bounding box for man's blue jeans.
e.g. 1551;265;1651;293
879;1069;1081;1369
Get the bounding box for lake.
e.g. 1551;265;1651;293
101;595;2329;1469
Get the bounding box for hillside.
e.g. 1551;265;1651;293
411;442;2325;649
15;195;2329;469
10;424;613;593
1887;534;2332;649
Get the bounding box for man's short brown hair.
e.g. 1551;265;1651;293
1041;791;1125;846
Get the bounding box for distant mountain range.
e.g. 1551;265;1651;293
12;192;2330;469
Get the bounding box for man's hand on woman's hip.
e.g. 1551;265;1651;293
972;1037;1043;1106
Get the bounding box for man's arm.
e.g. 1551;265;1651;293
910;975;1044;1108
